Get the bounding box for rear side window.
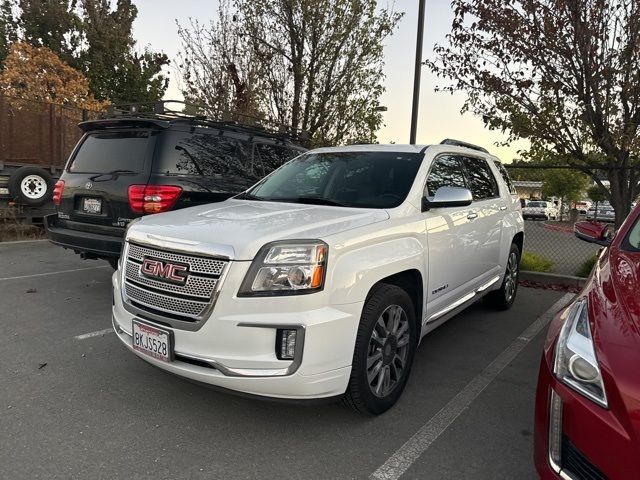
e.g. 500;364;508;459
461;156;499;200
254;144;302;178
154;131;251;177
69;131;149;173
154;132;299;182
494;161;517;194
425;155;467;196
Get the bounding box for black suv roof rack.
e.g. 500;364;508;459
103;100;306;143
440;138;489;154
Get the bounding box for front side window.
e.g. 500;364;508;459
69;131;149;173
462;156;499;200
246;151;424;209
425;155;467;197
625;216;640;251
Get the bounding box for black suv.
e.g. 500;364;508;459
46;106;306;268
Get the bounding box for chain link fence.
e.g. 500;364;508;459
506;165;607;278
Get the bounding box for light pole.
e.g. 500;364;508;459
410;0;426;145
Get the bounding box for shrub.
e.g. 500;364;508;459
576;254;599;278
520;251;554;272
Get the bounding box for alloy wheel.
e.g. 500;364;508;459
366;304;410;398
504;251;519;302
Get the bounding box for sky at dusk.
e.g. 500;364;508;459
132;0;527;162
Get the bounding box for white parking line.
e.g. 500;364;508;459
0;239;48;245
0;265;109;281
74;328;114;340
370;292;575;480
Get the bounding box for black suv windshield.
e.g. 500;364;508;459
69;131;149;173
246;151;424;209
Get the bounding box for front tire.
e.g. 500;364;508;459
483;243;520;311
343;284;417;415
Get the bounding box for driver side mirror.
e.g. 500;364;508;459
422;187;473;212
574;221;614;247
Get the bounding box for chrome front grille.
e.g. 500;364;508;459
122;242;228;322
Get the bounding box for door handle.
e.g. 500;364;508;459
467;212;478;220
499;206;508;211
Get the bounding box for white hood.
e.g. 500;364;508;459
126;199;389;260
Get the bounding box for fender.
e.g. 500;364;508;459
328;234;427;306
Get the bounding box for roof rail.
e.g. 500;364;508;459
440;138;489;154
103;100;305;143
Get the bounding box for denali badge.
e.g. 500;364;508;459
140;257;189;285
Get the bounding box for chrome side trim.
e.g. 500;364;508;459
427;291;476;323
476;275;501;293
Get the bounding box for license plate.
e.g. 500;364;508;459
82;197;102;214
132;320;173;363
0;187;8;195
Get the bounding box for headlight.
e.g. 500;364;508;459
238;241;328;296
553;298;608;407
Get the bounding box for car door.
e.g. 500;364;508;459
460;155;504;284
423;154;479;312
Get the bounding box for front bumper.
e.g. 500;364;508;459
534;348;635;479
111;269;362;399
46;214;124;258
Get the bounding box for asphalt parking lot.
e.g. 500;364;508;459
1;240;573;480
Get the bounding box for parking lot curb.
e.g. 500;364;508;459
520;271;586;289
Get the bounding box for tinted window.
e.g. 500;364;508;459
154;132;300;183
425;155;467;196
254;144;301;178
626;217;640;250
247;151;423;209
154;131;254;178
69;131;149;173
494;161;517;194
462;157;499;200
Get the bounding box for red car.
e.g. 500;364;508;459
534;206;640;479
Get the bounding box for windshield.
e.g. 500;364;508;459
245;151;424;209
68;131;149;173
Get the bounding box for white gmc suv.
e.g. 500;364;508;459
112;140;524;414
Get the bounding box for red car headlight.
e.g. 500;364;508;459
553;298;608;408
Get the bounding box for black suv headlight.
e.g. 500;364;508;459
238;241;328;296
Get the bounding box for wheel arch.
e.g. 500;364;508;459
367;269;424;340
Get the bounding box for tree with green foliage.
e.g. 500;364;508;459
16;0;81;63
542;168;589;220
587;184;609;219
0;0;169;103
0;0;16;66
428;0;640;227
79;0;169;102
177;0;402;147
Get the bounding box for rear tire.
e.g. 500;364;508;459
8;166;54;207
483;243;520;311
343;284;417;415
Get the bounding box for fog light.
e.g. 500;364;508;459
549;389;563;470
277;329;297;360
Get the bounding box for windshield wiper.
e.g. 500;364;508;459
234;191;264;201
89;170;137;181
266;196;346;207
